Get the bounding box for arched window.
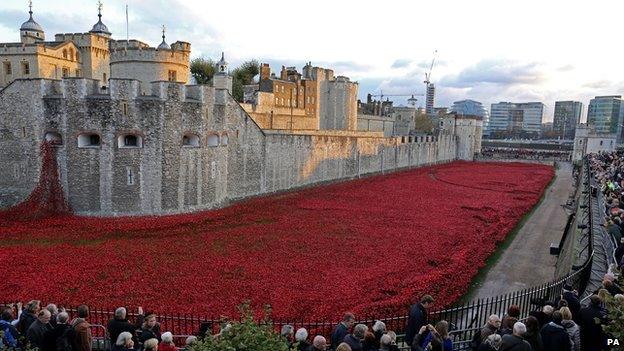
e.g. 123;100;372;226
44;131;63;146
75;51;80;62
69;49;74;61
62;49;68;59
207;134;219;147
117;134;143;148
182;133;200;147
77;133;101;148
221;133;229;146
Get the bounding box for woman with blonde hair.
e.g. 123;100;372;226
336;342;352;351
560;307;581;351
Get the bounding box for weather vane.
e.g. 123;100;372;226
97;0;103;14
28;0;33;13
162;25;166;37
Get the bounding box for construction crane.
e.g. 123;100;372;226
424;50;437;115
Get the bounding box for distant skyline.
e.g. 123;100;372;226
1;0;622;121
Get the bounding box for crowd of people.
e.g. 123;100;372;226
0;302;195;351
591;151;624;270
479;148;571;161
469;284;623;351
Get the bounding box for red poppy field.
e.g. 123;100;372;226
0;161;553;321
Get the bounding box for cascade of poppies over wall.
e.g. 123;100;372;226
0;161;553;321
0;141;71;222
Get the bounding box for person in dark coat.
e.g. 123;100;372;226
522;316;543;351
477;334;502;351
343;324;367;351
404;295;434;346
330;313;355;349
26;310;53;350
108;307;144;344
17;300;41;335
529;304;554;328
499;322;531;351
138;313;161;343
578;295;606;351
539;311;571;351
561;284;581;320
44;312;71;351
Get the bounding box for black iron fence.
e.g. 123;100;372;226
3;160;596;350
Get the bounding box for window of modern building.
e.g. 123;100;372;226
182;133;200;147
207;133;219;147
117;134;143;148
77;133;101;148
21;62;30;75
44;131;63;146
3;62;12;75
168;70;177;82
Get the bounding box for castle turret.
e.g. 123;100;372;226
213;52;232;92
110;36;191;94
89;1;112;38
157;25;170;50
20;1;45;44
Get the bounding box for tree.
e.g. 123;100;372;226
189;303;290;351
231;60;260;102
602;271;624;341
413;112;436;134
190;57;216;85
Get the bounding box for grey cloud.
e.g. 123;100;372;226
583;80;612;89
439;59;545;88
557;64;574;72
417;58;447;69
391;59;411;69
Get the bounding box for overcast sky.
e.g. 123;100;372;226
1;0;622;121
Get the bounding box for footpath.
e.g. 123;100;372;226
470;162;573;299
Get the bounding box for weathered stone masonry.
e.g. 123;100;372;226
0;78;480;216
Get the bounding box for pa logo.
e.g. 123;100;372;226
607;338;620;346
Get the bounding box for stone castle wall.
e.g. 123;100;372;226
0;78;474;216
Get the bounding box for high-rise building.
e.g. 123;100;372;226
489;102;545;137
425;83;435;115
553;101;583;139
587;95;624;142
451;99;489;134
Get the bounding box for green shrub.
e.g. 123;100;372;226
190;303;291;351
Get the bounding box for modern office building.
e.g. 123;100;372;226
587;95;624;143
553;101;583;139
451;99;490;135
489;102;544;137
